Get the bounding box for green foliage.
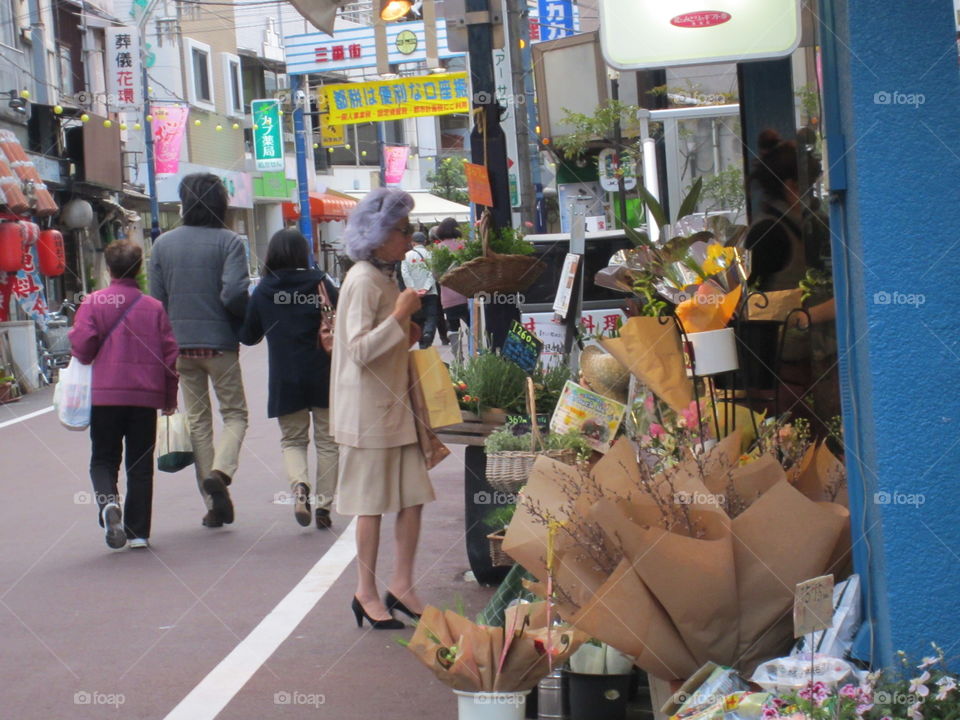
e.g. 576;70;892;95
531;362;573;414
456;352;528;413
800;267;833;304
700;166;746;215
426;156;469;205
426;226;534;280
483;504;516;531
553;100;643;163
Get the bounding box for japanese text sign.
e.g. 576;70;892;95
322;72;469;126
464;162;494;207
553;253;580;318
537;0;575;41
502;320;544;374
252;99;284;171
550;380;626;453
794;575;834;638
105;27;142;109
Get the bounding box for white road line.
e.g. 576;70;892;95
0;405;54;429
163;518;358;720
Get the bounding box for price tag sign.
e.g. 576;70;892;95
502;320;544;374
793;575;834;638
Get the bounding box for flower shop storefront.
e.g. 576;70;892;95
394;0;960;716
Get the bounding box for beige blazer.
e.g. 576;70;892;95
331;260;417;448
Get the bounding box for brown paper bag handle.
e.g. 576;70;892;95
526;377;543;452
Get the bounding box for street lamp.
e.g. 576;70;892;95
380;0;413;21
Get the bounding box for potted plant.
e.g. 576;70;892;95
484;505;516;568
454;352;528;425
565;641;635;720
0;374;18;404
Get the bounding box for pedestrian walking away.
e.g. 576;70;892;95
240;229;340;530
401;231;440;349
433;217;470;335
149;173;250;528
331;186;436;630
69;241;179;550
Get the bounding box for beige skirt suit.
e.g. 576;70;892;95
330;260;436;516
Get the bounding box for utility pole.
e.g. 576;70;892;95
467;0;511;229
138;0;163;241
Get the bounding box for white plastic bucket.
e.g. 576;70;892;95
453;690;529;720
687;327;738;376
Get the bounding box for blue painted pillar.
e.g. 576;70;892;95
291;74;315;266
822;0;960;666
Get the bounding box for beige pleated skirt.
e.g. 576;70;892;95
335;443;436;516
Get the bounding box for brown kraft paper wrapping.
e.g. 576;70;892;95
731;480;847;669
747;289;804;322
601;317;694;414
569;558;700;681
590;497;740;667
502;455;583;580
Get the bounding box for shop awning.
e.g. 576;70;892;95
282;191;357;222
345;190;471;224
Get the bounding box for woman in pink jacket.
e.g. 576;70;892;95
69;241;179;550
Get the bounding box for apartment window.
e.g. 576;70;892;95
221;53;243;116
58;47;73;96
185;38;214;109
0;0;16;47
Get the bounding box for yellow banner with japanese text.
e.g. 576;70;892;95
322;72;470;126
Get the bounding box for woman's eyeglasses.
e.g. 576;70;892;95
392;224;414;236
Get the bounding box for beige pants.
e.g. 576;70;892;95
177;351;248;509
277;407;338;510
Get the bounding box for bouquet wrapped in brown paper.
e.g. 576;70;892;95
407;601;587;693
502;433;850;681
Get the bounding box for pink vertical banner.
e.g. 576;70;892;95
383;145;409;186
152;105;189;177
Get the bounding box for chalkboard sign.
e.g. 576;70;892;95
501;320;543;374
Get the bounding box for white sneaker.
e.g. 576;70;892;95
101;503;126;549
128;538;149;549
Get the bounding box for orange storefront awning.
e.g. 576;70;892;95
281;191;357;222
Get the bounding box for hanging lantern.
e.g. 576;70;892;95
0;222;23;272
37;229;65;276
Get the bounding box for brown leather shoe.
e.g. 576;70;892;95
202;511;223;528
202;472;234;524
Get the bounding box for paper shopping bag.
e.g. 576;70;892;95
157;413;194;472
409;347;462;429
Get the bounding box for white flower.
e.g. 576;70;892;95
918;656;938;670
907;702;924;720
909;671;931;697
935;676;957;701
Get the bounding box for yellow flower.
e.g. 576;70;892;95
702;244;736;277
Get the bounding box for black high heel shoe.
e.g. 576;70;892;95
351;597;404;630
385;591;422;621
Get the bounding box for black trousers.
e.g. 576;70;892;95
89;405;157;540
418;294;440;349
444;303;471;334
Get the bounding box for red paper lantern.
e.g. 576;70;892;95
0;222;23;273
37;229;65;276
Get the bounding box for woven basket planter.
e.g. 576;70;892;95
486;448;578;494
437;209;545;298
487;530;514;567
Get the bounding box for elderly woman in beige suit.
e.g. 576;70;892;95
332;187;436;630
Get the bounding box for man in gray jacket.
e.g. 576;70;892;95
149;173;249;528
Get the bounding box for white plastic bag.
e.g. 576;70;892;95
791;574;861;659
54;358;92;431
156;413;194;472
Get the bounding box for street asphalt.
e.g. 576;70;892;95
0;341;499;719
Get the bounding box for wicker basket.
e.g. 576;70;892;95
487;530;514;567
486;448;577;493
485;377;579;493
438;210;545;298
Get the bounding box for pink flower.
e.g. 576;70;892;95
644;394;656;413
648;423;666;438
799;681;829;706
840;684;858;698
762;706;779;720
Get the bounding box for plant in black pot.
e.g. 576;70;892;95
565;640;635;720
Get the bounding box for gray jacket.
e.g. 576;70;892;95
149;225;250;351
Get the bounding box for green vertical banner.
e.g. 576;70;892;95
252;99;284;171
